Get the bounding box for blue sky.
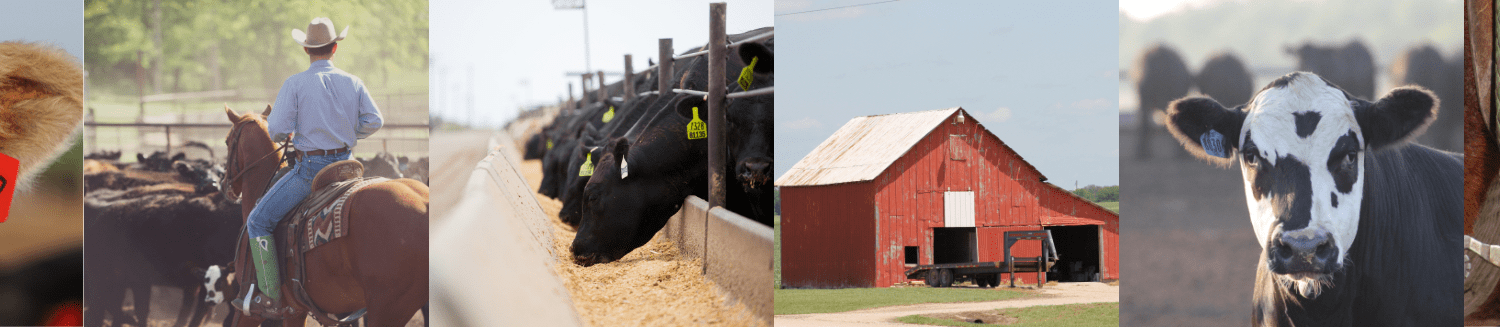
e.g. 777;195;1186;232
432;0;774;128
0;1;83;59
775;0;1120;187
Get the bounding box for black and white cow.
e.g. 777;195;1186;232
1165;72;1461;326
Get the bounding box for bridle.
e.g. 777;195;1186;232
221;117;289;203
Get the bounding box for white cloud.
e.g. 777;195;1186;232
981;107;1013;123
783;117;823;129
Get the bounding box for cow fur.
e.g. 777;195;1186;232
0;41;84;190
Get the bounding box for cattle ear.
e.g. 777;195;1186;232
172;153;186;161
610;136;630;164
137;153;147;163
737;42;773;74
174;161;191;174
674;95;708;120
224;105;240;122
1165;97;1245;165
1355;86;1437;150
261;104;273;117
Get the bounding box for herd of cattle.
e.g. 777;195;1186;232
1132;40;1463;159
522;27;773;267
80;144;428;327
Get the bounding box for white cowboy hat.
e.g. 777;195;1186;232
290;17;348;48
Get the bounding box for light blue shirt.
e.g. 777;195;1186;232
269;60;383;152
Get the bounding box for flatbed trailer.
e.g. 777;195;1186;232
903;230;1059;288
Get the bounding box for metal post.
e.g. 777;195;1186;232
623;54;634;102
707;2;727;209
658;39;673;95
596;70;607;102
705;2;727;275
164;125;172;153
582;0;591;73
580;73;591;106
567;82;575;114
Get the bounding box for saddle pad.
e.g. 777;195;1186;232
279;176;387;254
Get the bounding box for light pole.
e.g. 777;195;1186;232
552;0;591;73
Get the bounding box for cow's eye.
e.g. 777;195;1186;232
1339;152;1357;171
1243;152;1259;167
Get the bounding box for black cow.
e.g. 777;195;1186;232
356;152;404;180
1196;51;1255;108
573;95;709;266
1165;72;1461;326
1286;40;1376;100
83;190;241;327
1133;43;1193;159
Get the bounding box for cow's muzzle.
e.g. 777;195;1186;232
737;157;772;190
1268;229;1338;275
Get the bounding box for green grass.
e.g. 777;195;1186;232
896;302;1119;327
774;214;782;288
774;287;1033;315
1095;201;1118;213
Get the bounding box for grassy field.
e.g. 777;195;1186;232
896;302;1119;327
1096;201;1118;213
774;287;1033;315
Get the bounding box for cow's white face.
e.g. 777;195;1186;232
203;265;224;304
1167;71;1438;299
1237;74;1364;296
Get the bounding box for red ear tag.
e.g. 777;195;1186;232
0;152;17;222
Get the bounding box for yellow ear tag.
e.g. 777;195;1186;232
546;139;553;150
686;107;707;140
602;106;615;123
737;56;759;91
578;153;594;176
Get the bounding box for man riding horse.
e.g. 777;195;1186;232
234;17;383;317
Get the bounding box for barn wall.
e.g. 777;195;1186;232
780;182;878;288
868;110;1121;286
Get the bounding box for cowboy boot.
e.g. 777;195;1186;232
236;235;286;318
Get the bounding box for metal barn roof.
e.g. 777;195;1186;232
779;107;1048;187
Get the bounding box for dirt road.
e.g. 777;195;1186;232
773;282;1118;327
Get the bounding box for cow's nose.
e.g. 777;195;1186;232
1273;230;1336;272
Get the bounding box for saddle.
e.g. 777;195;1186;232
268;160;386;324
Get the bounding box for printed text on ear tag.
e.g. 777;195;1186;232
0;153;17;222
737;56;758;91
1201;129;1228;158
686;107;707;140
602;106;615;123
579;153;595;176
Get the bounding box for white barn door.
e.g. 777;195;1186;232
944;191;975;227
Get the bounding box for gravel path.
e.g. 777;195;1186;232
773;282;1118;327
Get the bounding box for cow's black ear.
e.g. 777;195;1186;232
1165;96;1246;166
737;42;773;74
610;136;630;163
1355;86;1437;150
174;161;191;174
172;152;186;161
674;95;708;120
137;153;147;162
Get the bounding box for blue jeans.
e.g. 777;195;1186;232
247;152;350;238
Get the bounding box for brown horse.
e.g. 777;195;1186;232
219;106;428;327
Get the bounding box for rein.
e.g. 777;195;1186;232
222;120;289;202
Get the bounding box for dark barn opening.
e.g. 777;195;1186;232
1046;225;1101;282
904;246;920;265
932;227;977;264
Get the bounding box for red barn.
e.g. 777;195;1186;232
776;107;1119;288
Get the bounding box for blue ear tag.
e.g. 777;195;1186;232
1200;129;1228;158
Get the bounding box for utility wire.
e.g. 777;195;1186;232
775;0;903;16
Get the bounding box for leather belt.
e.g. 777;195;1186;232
300;147;349;157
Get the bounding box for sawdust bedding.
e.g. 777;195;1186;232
520;159;764;327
